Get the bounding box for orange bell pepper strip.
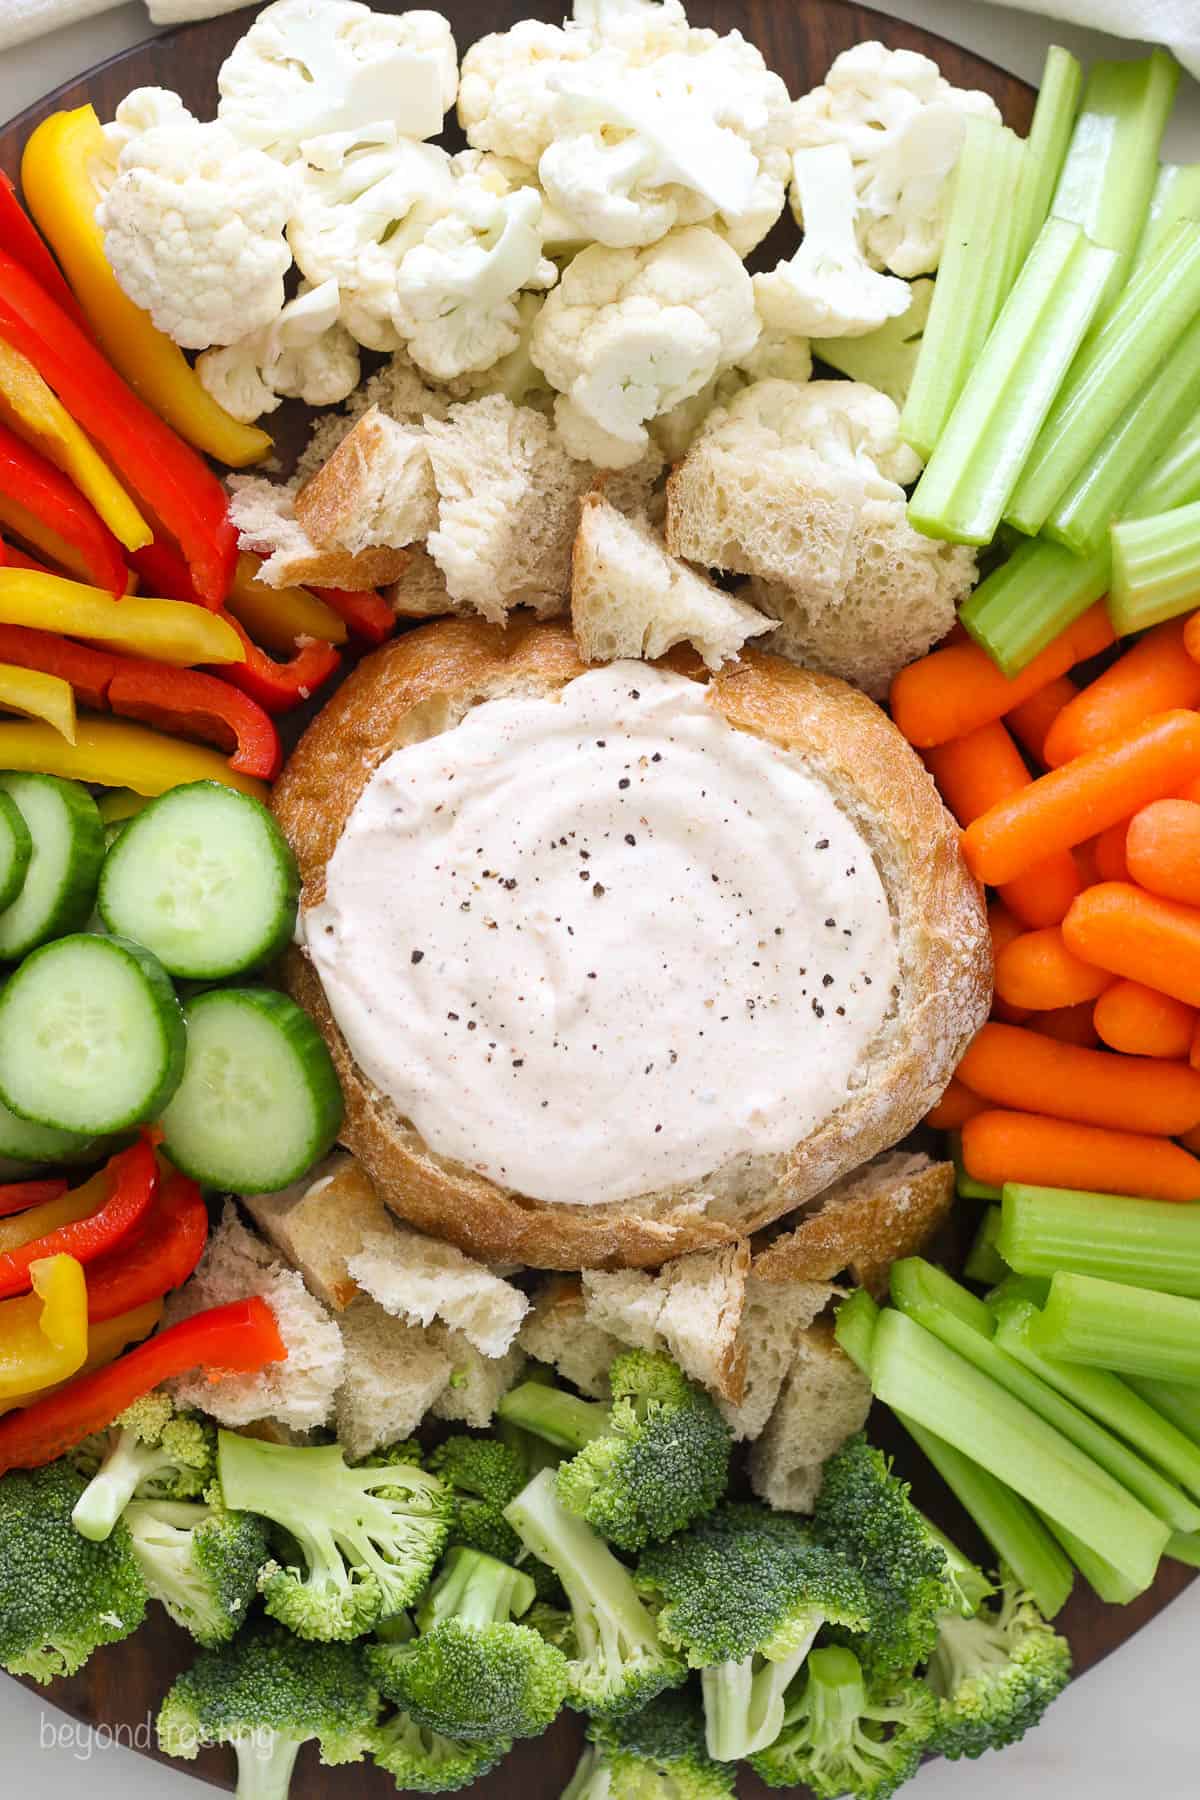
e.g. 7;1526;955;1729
20;109;272;471
0;1254;88;1399
84;1168;209;1324
0;1296;287;1470
0;419;128;597
0;716;268;799
0;341;149;552
0;1135;159;1300
0;569;242;665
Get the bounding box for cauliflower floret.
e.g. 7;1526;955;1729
218;0;458;156
711;377;921;499
531;225;759;469
572;0;693;60
390;183;557;380
98;103;295;349
793;40;999;276
197;280;361;422
650;324;813;461
457;18;594;167
446;292;555;412
754;144;912;338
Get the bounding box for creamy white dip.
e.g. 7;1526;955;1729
304;663;899;1206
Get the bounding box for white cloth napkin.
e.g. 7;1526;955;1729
0;0;243;55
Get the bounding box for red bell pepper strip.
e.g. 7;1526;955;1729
0;173;91;338
0;252;235;608
0;620;116;708
312;583;396;646
84;1168;209;1324
0;417;127;598
0;536;53;576
0;1178;68;1219
128;536;200;605
217;613;341;714
0;1295;286;1469
0;1134;158;1300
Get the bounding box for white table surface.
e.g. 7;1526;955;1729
1;2;1199;1794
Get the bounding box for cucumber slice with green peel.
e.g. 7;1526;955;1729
161;988;343;1193
98;781;300;981
0;1088;97;1164
0;933;185;1134
0;774;104;961
0;792;32;914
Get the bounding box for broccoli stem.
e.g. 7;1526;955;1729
562;1744;613;1800
72;1429;167;1543
231;1731;302;1800
701;1636;818;1763
497;1384;611;1452
1000;1181;1200;1296
417;1546;535;1632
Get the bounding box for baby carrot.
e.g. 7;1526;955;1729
1064;881;1200;1007
989;900;1031;1022
926;1078;988;1131
1126;799;1200;907
963;711;1200;887
1095;981;1198;1060
1181;610;1200;669
1073;836;1101;886
926;722;1081;927
1027;1003;1099;1047
956;1021;1200;1135
1043;619;1200;768
1179;1122;1200;1153
1192;1016;1200;1073
961;1109;1200;1202
1092;819;1130;883
891;603;1115;749
994;925;1114;1011
1006;676;1077;765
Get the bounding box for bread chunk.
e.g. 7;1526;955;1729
430;1331;528;1428
347;1226;528;1358
227;475;410;590
580;1243;750;1404
334;1296;454;1458
748;1320;872;1511
752;1152;956;1297
242;1151;389;1311
519;1277;623;1398
717;1276;836;1442
296;406;437;555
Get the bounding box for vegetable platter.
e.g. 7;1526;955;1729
0;4;1195;1799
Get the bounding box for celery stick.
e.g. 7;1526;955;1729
987;1273;1052;1312
890;1262;1200;1533
1010;46;1084;272
960;537;1108;675
1044;313;1200;554
1131;162;1200;275
872;1308;1168;1588
1041;1516;1145;1603
1031;1271;1200;1384
1000;1182;1200;1297
812;278;932;408
1050;48;1180;317
1006;222;1200;536
889;1257;994;1337
1166;1530;1200;1568
1134;414;1200;516
833;1287;879;1376
965;1208;1008;1287
908;220;1115;546
901;1415;1075;1617
899;120;1027;460
1110;498;1200;632
994;1299;1200;1510
1126;1375;1200;1444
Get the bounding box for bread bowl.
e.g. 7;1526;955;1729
273;614;990;1269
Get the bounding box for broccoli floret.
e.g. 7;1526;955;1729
637;1504;870;1763
371;1709;511;1793
217;1431;451;1642
158;1620;378;1800
589;1687;737;1800
428;1434;563;1602
124;1493;269;1647
925;1570;1071;1760
812;1435;950;1679
367;1545;570;1741
0;1462;146;1683
920;1517;995;1619
498;1352;732;1552
504;1468;686;1719
750;1646;937;1799
69;1392;216;1543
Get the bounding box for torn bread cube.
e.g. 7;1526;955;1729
242;1151;390;1311
748;1320;872;1512
334;1296;454;1459
387;545;462;619
571;495;770;671
751;1152;955;1298
581;1243;750;1405
425;394;593;621
519;1277;623;1398
164;1202;344;1432
430;1330;527;1429
347;1226;528;1358
581;1268;665;1353
295;406;437;556
227;475;410;590
718;1276;836;1442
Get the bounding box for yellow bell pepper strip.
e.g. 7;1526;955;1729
0;1297;162;1417
0;493;93;583
96;788;146;825
0;342;149;552
0;1255;88;1399
227;553;347;650
0;717;268;800
20;110;272;470
0;662;75;742
0;569;243;666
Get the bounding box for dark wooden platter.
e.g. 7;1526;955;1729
1;1;1194;1791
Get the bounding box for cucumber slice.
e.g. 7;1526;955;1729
0;792;32;914
161;987;342;1192
0;1088;96;1164
0;933;185;1133
98;781;300;980
0;774;104;961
